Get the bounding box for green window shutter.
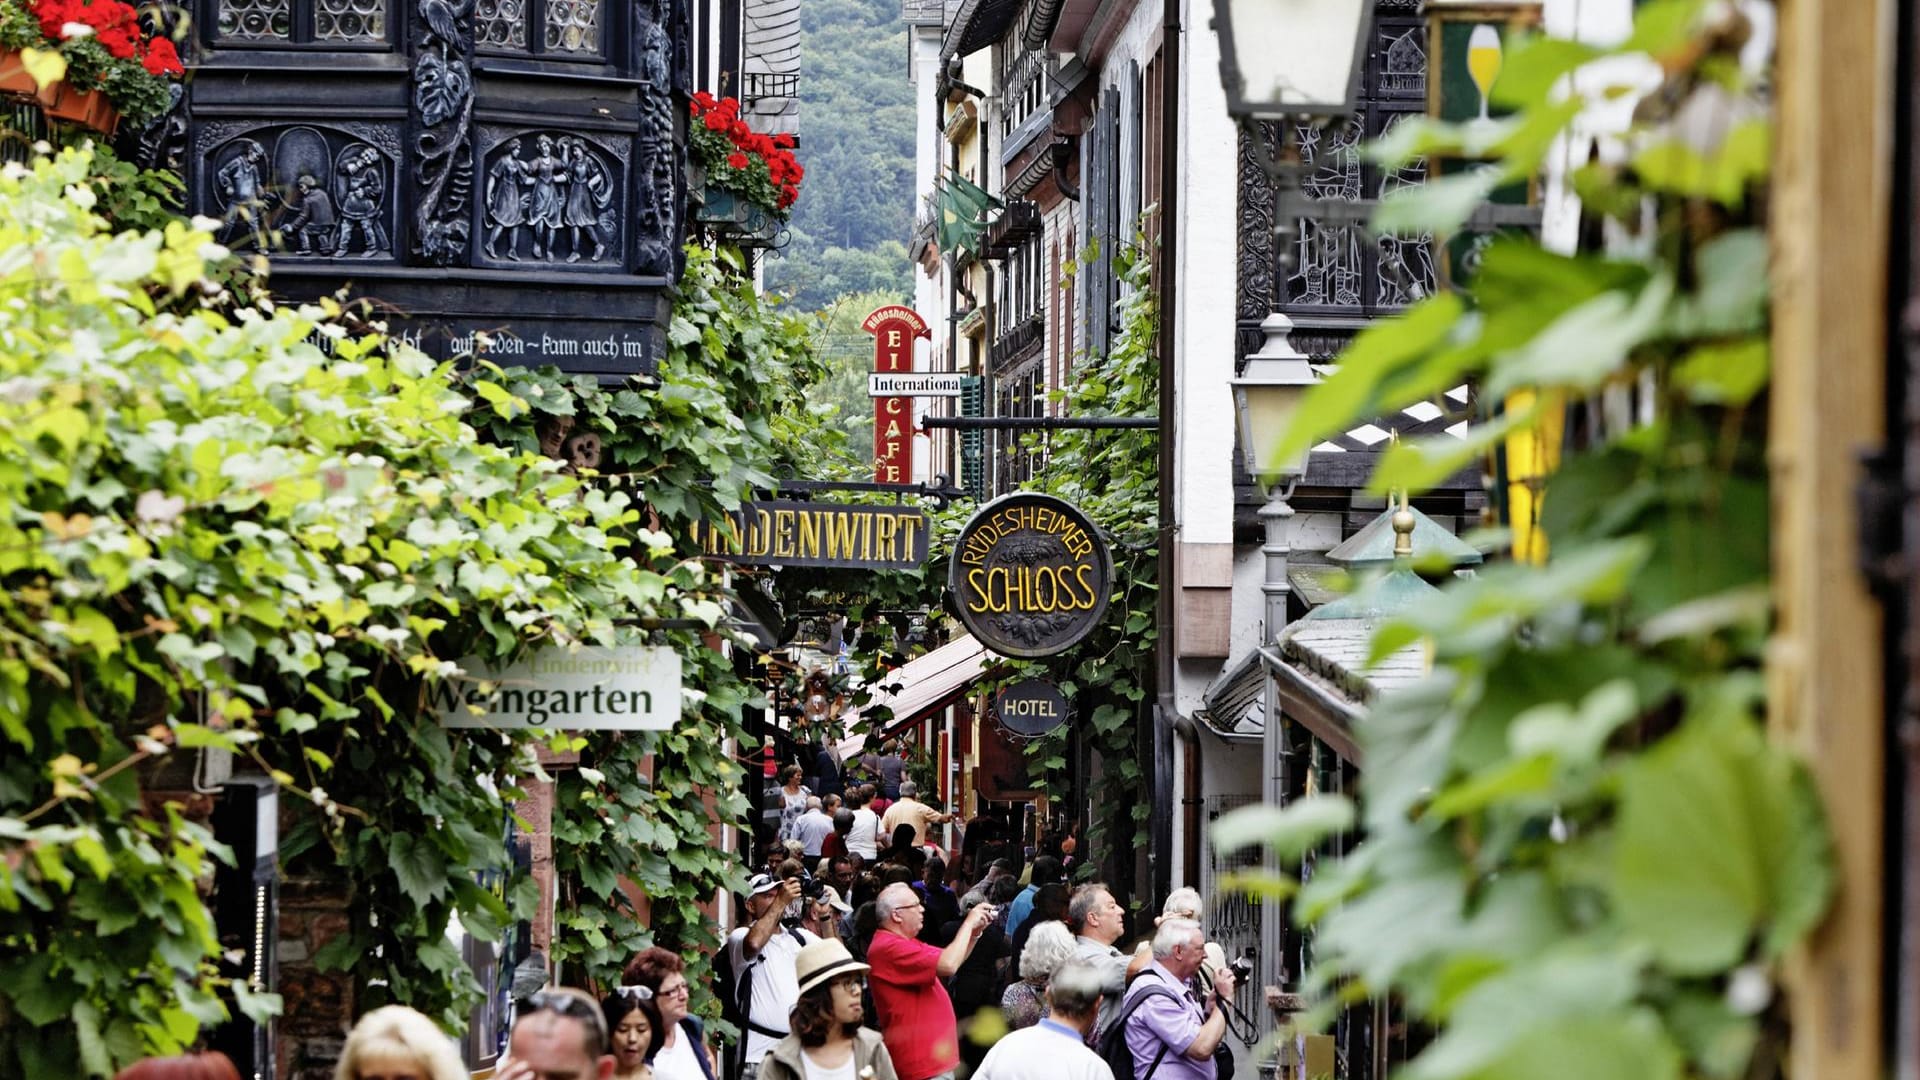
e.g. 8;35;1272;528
960;376;984;500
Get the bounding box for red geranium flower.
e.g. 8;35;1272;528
726;152;749;169
142;35;183;75
704;112;729;131
693;90;716;109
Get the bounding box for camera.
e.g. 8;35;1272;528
1227;953;1255;983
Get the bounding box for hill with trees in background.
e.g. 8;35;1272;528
761;0;916;311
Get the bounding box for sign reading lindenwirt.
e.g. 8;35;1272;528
692;500;930;570
435;646;681;730
948;493;1113;657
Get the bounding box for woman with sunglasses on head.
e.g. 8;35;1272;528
601;985;666;1080
624;946;716;1080
756;939;897;1080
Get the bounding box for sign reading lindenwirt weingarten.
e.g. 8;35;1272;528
691;500;930;570
948;493;1113;658
435;646;681;730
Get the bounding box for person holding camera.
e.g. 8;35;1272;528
869;881;996;1080
1113;920;1237;1080
724;873;820;1080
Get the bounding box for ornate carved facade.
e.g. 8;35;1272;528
131;0;694;380
1234;5;1433;362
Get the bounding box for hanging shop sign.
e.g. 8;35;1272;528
690;500;930;570
948;492;1113;658
868;372;966;397
992;678;1072;738
864;305;931;484
434;646;681;730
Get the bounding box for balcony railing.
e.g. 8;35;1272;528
989;313;1044;369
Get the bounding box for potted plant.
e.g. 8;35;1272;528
0;0;185;135
688;91;801;228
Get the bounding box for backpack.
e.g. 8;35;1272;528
716;926;807;1080
1098;975;1185;1080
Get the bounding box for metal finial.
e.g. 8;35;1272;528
1392;489;1415;560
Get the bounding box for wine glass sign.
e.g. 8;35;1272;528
1466;24;1501;123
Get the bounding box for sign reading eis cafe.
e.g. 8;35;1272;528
863;305;930;483
948;493;1113;658
433;646;681;730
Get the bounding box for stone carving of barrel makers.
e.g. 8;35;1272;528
140;0;694;382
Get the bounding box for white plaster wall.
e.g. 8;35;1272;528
1172;9;1241;551
909;24;948;484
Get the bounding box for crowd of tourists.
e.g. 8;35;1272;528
110;755;1236;1080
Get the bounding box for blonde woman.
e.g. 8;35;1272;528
335;1005;468;1080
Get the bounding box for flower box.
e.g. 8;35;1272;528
694;185;754;225
0;48;118;135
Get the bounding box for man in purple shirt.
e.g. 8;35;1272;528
1118;918;1237;1080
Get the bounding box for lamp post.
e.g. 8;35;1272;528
1232;313;1320;641
1210;0;1375;275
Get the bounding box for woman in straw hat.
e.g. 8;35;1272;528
756;939;898;1080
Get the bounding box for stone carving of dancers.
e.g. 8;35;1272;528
337;145;389;257
526;134;566;260
561;138;610;262
486;136;529;259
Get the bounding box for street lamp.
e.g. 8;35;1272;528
1212;0;1371;119
1212;0;1375;276
1232;313;1319;641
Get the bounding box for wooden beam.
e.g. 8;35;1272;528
1769;0;1894;1076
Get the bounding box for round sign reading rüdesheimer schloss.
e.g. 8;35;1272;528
947;492;1113;658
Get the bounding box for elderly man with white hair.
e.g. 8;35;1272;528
976;958;1117;1080
1114;919;1237;1080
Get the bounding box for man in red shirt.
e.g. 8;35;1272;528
867;881;994;1080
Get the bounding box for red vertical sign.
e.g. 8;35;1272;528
862;305;931;483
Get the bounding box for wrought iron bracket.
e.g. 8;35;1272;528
918;416;1159;430
766;475;968;510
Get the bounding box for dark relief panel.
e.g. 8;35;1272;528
476;128;626;267
197;121;402;260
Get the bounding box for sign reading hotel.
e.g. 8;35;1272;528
863;305;930;483
948;493;1114;658
691;500;930;570
435;646;681;730
993;678;1072;737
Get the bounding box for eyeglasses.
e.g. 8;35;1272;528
616;985;655;1002
525;991;610;1054
658;982;691;998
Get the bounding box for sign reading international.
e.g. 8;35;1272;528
948;493;1113;658
435;646;681;730
863;305;930;483
691;500;930;569
992;678;1072;737
867;372;966;398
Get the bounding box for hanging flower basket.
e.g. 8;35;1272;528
694;184;755;226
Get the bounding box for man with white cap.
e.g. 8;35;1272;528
724;872;817;1080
